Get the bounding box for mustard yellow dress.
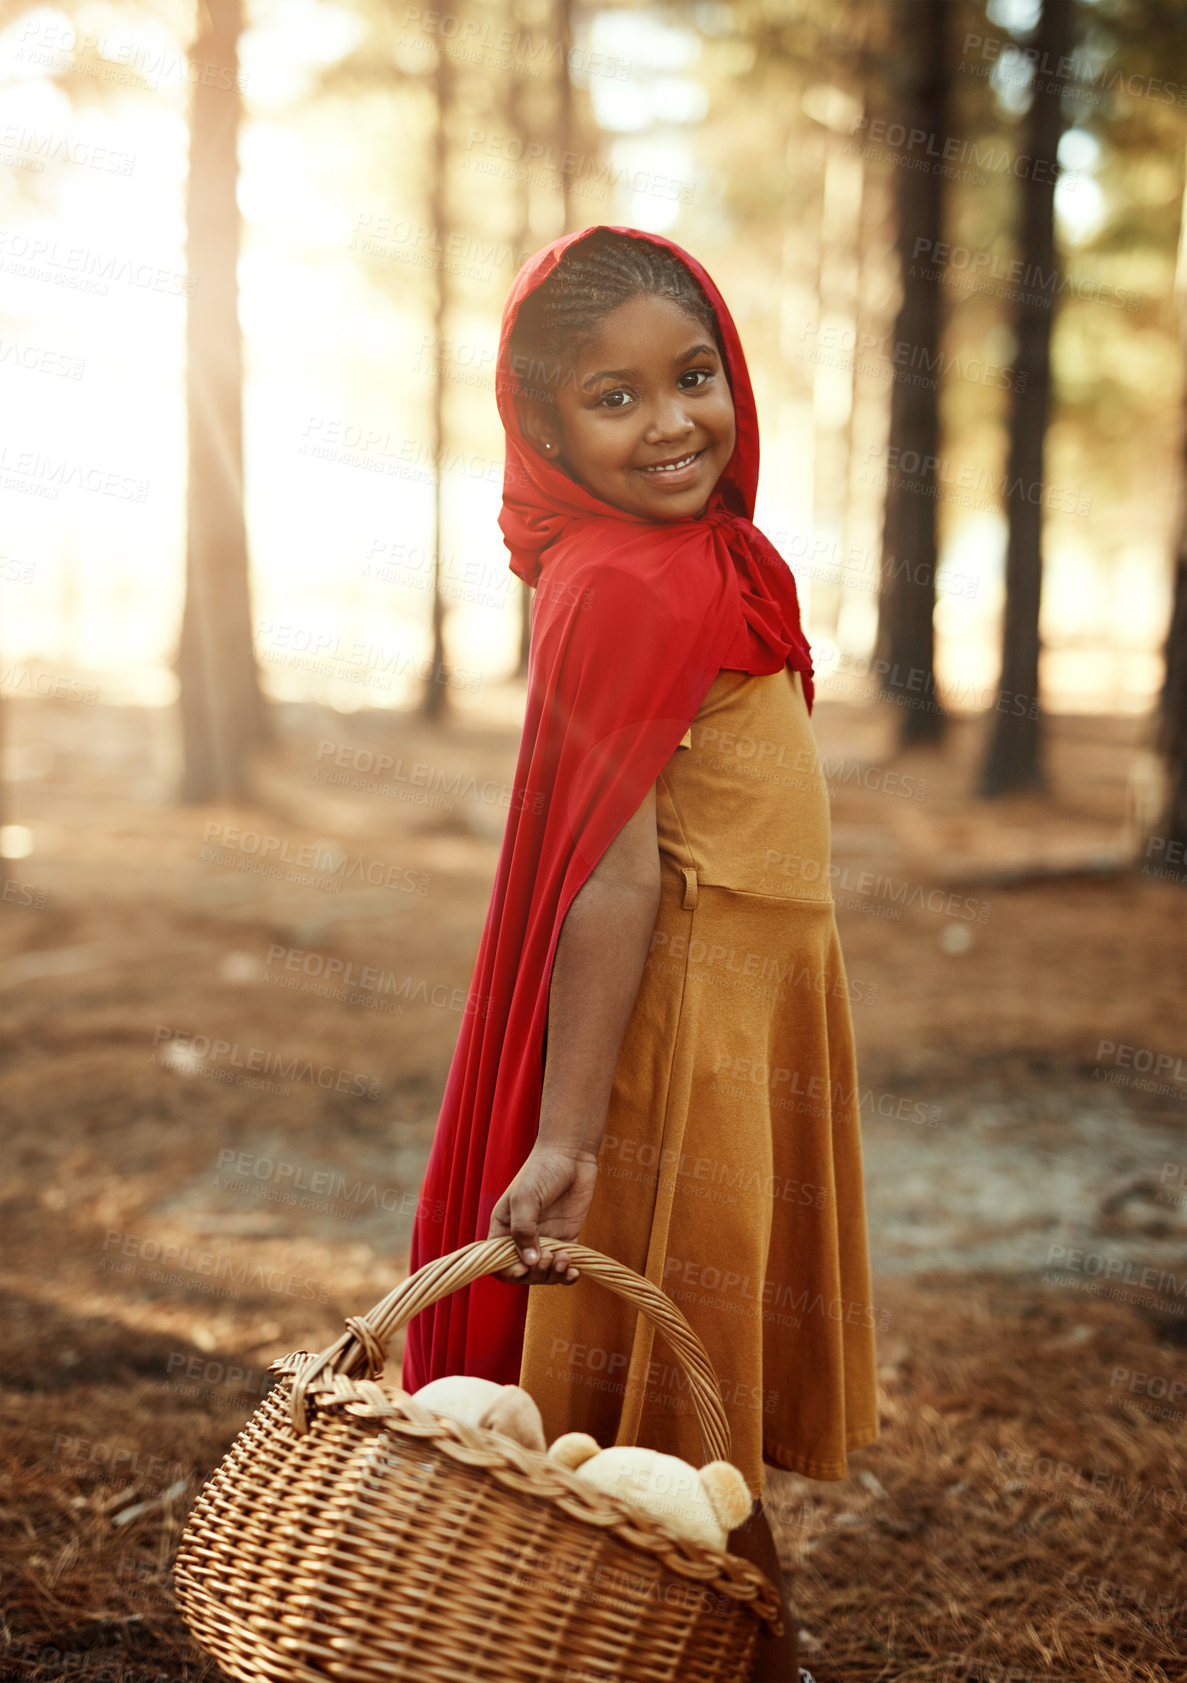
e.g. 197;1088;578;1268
519;666;881;1496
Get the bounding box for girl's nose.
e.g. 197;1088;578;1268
643;400;696;443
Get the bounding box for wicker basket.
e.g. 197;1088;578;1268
174;1235;783;1683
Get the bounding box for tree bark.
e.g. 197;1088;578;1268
177;0;265;803
0;697;8;855
875;0;947;746
513;0;577;677
980;0;1073;797
508;0;534;679
423;41;451;721
1151;400;1187;864
555;0;576;232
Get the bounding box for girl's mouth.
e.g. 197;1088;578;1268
635;447;705;487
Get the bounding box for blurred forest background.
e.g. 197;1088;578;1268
1;0;1185;1680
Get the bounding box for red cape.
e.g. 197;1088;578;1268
401;225;813;1389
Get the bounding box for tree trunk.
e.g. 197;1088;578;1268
555;0;576;232
980;0;1073;797
875;0;946;746
1152;400;1187;864
423;41;451;721
0;697;8;854
177;0;265;803
1152;195;1187;867
512;0;576;676
508;0;534;679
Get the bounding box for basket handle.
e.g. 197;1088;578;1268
288;1236;732;1462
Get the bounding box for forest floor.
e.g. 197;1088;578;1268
0;683;1184;1683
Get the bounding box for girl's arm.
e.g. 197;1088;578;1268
488;783;662;1285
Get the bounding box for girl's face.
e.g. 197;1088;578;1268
527;292;736;521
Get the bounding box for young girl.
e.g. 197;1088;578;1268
402;225;880;1682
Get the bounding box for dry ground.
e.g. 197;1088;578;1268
0;685;1184;1682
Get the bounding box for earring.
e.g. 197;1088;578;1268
543;441;554;452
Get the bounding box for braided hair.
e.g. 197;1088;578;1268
508;230;725;410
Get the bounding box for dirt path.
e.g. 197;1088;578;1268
1;689;1184;1681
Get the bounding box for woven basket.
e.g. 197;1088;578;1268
174;1235;783;1683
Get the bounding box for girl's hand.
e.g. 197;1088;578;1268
488;1144;599;1285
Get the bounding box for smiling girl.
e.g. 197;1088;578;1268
403;227;880;1682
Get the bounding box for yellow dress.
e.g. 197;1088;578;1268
519;666;881;1496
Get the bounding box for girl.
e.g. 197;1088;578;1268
403;225;880;1682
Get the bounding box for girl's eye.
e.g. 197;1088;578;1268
596;369;714;409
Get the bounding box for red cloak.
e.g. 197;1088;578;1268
401;225;813;1390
